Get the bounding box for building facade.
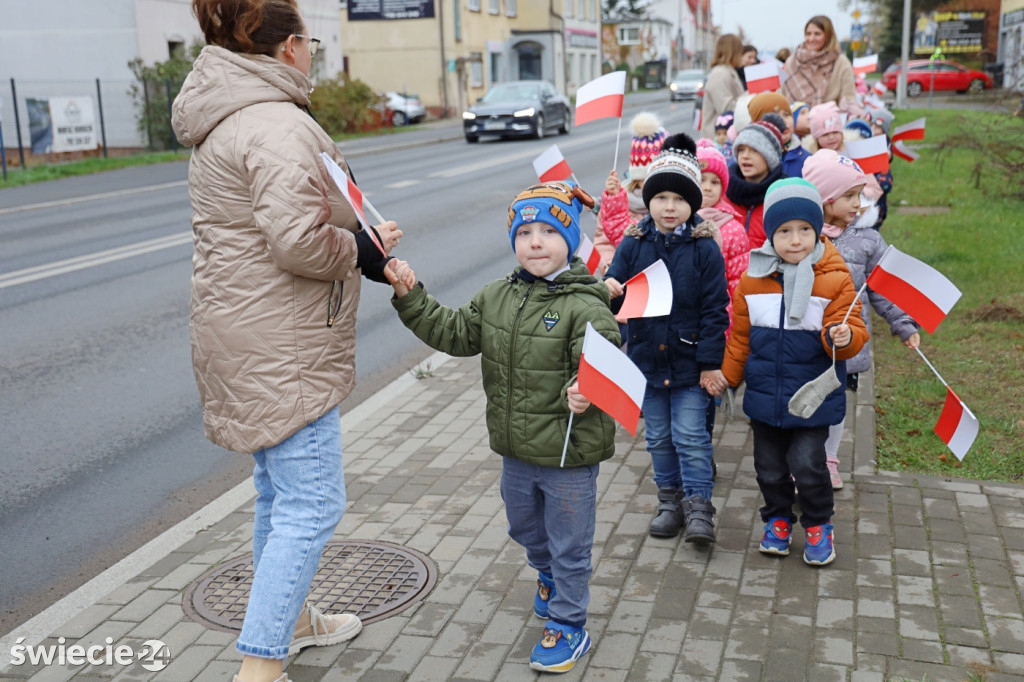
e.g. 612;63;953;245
339;0;600;116
999;0;1024;91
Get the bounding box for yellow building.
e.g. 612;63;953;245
340;0;601;116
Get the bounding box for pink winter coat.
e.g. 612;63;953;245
697;203;750;339
595;188;648;264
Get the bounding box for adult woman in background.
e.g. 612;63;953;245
172;1;401;680
700;33;746;140
783;15;863;116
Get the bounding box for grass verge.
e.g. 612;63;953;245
872;107;1024;483
0;151;190;188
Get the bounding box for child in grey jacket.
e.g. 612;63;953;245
803;150;921;489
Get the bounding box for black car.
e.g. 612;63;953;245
463;80;571;143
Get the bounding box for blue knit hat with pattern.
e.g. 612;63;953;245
507;181;594;261
762;177;824;242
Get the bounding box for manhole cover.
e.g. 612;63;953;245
183;540;436;633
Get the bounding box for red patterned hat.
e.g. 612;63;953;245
628;112;667;181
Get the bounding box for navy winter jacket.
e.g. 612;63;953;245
605;215;730;389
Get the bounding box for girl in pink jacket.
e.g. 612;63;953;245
696;139;749;339
595;112;666;269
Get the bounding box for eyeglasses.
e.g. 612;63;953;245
293;34;321;56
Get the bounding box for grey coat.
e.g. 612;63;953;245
829;226;919;374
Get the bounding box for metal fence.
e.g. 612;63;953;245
0;76;185;168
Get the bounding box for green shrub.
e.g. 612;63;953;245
310;75;384;137
128;41;203;150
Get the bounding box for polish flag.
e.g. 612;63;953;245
852;54;879;75
777;59;790;84
864;93;886;109
578;322;647;435
744;61;781;93
321;152;385;254
934;387;979;461
845;135;890;174
865;245;962;333
576;233;602;275
574;71;626;126
693;107;702;132
616;259;673;320
872;80;888;96
533;144;572;183
892;140;919;162
892;117;926;142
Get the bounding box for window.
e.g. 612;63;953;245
471;59;483;87
490;52;502;84
568;54;576;84
579;54;586;82
488;0;499;14
467;0;480;10
506;0;516;16
565;0;572;18
618;27;640;45
590;0;597;21
167;40;184;59
578;0;585;19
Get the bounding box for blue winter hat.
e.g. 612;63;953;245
507;181;595;261
845;118;873;140
762;177;824;242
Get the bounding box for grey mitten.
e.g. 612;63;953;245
788;367;842;418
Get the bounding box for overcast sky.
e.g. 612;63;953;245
714;0;864;55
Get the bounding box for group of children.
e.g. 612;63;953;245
376;87;918;673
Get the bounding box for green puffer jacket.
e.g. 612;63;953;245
393;259;621;468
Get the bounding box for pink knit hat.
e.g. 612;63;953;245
802;149;867;203
808;101;844;141
695;138;728;194
627;112;667;180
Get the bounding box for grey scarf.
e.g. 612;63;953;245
748;240;825;325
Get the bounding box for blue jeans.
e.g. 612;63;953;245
500;456;597;628
643;384;714;499
237;407;346;659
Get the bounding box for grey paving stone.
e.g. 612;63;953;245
893;548;931;577
640;618;687;655
452;641;511;680
817;598;854;629
856;631;900;656
895;574;935;607
676;637;723;677
855;558;893;588
152;644;220;682
988;616;1024;653
979;585;1024;618
108;590;178;624
685;607;731;641
898;604;941;640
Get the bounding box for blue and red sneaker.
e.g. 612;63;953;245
804;523;836;566
534;572;555;619
759;517;792;556
529;621;591;673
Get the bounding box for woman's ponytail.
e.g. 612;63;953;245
192;0;301;56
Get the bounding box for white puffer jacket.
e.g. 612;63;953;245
172;45;363;453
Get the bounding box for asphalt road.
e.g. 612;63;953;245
0;90;696;634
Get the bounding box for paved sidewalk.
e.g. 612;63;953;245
3;353;1023;682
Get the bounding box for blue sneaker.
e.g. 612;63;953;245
804;523;836;566
534;572;555;619
759;517;792;556
529;622;591;673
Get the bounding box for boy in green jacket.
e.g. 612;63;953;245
385;181;620;674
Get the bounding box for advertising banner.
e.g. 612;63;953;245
49;97;98;152
348;0;434;20
914;11;986;55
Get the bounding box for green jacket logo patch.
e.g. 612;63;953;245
542;310;560;332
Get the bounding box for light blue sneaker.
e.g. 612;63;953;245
759;517;792;556
529;621;591;673
534;572;555;619
803;523;836;566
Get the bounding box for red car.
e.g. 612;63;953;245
882;59;994;97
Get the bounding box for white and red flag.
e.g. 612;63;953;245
872;80;888;96
744;61;781;93
934;387;979;460
532;144;573;183
892;140;919;162
574;71;626;126
891;117;926;142
865;245;962;333
692;107;702;132
864;93;886;109
575;233;602;275
852;54;879;75
616;259;673;321
321;152;385;255
845;135;890;174
578;322;646;435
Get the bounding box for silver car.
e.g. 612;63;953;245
669;70;706;102
385;91;426;126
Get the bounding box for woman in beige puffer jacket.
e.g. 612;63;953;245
171;1;400;680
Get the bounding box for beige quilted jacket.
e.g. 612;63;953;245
172;45;362;454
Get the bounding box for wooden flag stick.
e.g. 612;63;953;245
914;346;950;389
363;197;386;225
612;116;623;173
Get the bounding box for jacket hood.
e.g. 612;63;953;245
698;204;741;229
624;213;711;241
172;45;313;147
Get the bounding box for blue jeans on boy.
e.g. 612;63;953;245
500;456;597;628
750;420;832;528
643;384;715;499
237;406;346;659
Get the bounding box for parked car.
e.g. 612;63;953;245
881;60;994;97
669;70;706;102
384;91;426;126
462;80;571;143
